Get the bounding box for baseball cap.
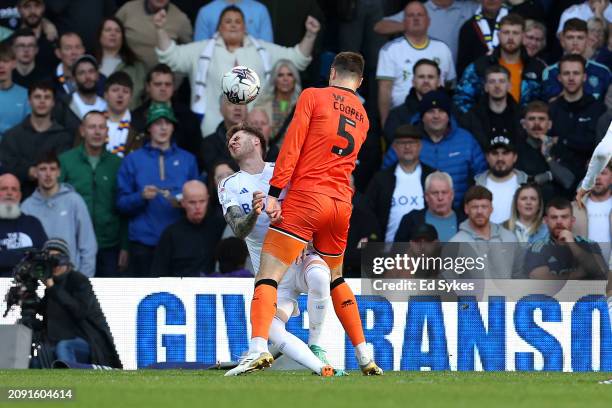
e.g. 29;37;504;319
146;102;177;128
419;90;452;117
43;238;70;258
71;54;98;76
487;135;515;152
409;224;439;241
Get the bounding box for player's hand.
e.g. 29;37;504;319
252;191;265;215
142;185;159;200
44;278;54;288
265;196;282;223
557;229;575;243
305;16;321;34
28;166;37;181
153;9;167;29
575;187;590;209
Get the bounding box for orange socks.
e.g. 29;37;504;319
250;280;278;340
331;278;365;346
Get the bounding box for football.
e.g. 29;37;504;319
221;66;261;105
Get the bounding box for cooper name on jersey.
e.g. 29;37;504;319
332;93;365;123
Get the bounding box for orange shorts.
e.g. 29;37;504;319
262;190;352;268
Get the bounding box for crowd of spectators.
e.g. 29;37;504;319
0;0;610;280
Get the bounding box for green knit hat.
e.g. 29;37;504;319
146;102;177;128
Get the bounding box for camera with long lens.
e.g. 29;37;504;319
3;249;60;328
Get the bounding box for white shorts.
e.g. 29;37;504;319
276;253;329;319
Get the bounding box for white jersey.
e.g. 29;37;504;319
582;122;612;190
219;162;286;273
376;36;456;108
219;162;329;317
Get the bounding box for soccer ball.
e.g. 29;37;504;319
221;66;261;105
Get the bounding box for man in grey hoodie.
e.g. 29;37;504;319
21;150;97;277
447;185;520;279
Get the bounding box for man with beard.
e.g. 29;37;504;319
383;59;442;145
525;197;607;280
459;65;522;150
53;54;107;136
151;180;224;277
571;161;612;257
16;0;57;70
515;101;576;201
448;185;518;279
475;136;528;224
549;54;607;182
0;173;47;277
0;81;72;198
454;13;545;114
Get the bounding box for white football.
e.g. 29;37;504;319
221;66;261;105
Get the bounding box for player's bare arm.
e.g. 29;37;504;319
225;206;259;239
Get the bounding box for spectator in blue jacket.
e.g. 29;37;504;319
116;102;199;277
0;42;31;140
453;13;545;114
194;0;273;42
542;18;611;101
384;90;487;208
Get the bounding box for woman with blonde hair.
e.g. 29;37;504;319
254;59;302;144
504;183;549;243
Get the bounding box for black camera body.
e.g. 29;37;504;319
3;249;61;326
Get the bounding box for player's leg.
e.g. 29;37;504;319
302;256;331;348
268;297;333;376
315;199;383;375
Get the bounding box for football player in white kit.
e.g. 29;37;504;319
219;123;344;377
579;123;612;385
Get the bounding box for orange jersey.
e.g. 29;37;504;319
268;86;369;203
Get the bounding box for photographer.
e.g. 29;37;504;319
32;238;122;368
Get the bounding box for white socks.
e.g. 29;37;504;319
354;342;371;366
269;317;324;373
248;337;269;354
304;261;331;346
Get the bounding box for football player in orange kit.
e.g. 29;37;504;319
226;52;383;376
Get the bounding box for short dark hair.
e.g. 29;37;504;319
463;185;493;205
413;58;441;76
0;41;15;61
146;63;174;84
545;196;572;215
524;100;549;116
563;18;588;34
216;5;245;31
499;13;525;30
226;123;267;160
215;237;249;274
331;51;364;79
559;53;586;71
82;110;107;123
35;150;60;167
10;28;36;43
57;32;82;49
485;65;511;80
28;80;55;97
105;71;133;92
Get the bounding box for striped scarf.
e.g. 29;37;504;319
474;6;508;52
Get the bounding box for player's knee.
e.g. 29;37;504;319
307;265;331;299
275;298;295;322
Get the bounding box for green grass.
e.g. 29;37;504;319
0;370;610;408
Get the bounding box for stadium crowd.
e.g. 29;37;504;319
0;0;610;279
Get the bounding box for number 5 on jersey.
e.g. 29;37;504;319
332;114;356;157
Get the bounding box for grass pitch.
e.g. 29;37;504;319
0;370;610;408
